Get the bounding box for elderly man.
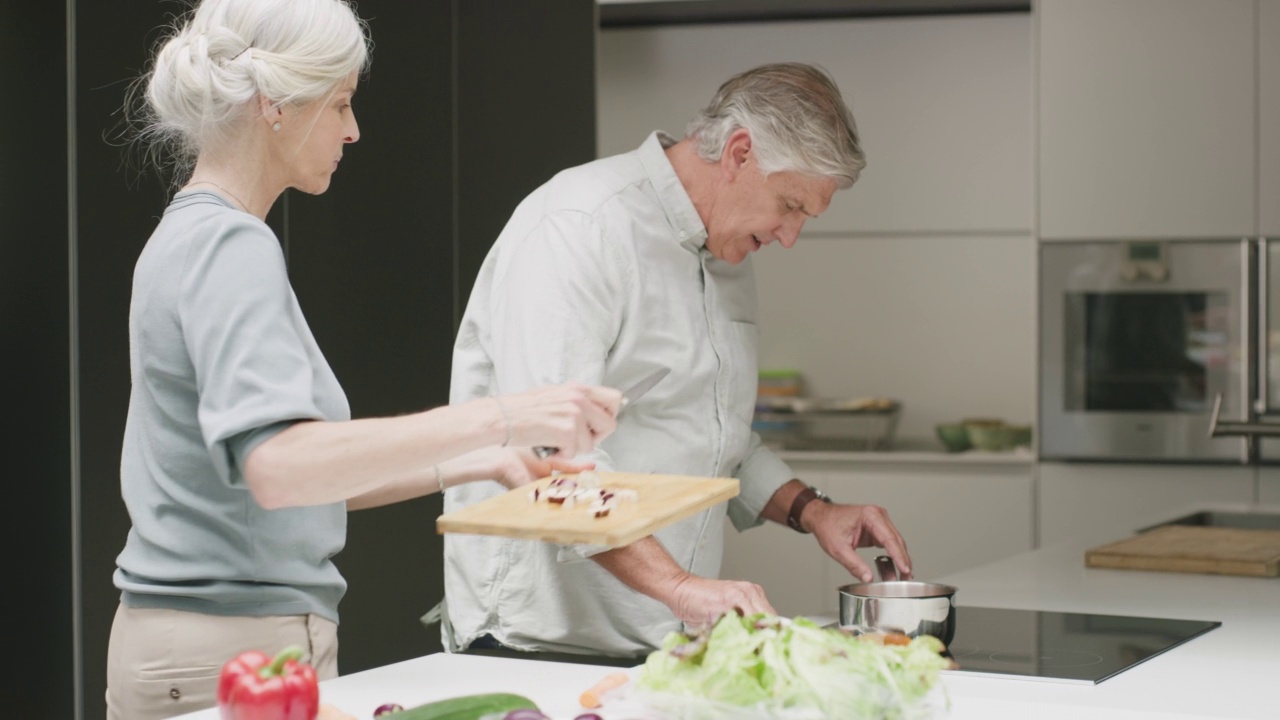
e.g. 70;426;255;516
443;62;912;657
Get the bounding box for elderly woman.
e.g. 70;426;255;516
105;1;620;717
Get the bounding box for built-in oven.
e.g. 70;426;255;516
1039;239;1251;462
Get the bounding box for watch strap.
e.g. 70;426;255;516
786;484;829;533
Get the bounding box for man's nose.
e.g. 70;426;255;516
777;218;804;248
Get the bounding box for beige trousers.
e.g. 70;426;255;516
106;603;338;720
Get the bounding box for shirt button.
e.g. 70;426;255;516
679;231;687;238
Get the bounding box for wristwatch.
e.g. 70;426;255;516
786;484;832;533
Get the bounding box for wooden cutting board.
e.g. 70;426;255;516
1085;525;1280;577
436;471;739;548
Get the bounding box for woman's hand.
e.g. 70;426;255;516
438;446;597;491
487;447;596;490
497;383;622;458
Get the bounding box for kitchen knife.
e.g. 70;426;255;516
532;366;671;459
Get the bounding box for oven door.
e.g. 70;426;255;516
1040;240;1249;462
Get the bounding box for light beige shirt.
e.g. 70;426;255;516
444;132;794;656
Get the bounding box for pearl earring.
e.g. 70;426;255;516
272;122;281;132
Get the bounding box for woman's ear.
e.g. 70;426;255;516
257;95;285;131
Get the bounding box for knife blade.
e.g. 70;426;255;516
533;367;670;459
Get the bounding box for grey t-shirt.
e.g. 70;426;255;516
114;191;350;622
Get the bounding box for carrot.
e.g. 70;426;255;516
579;671;629;709
883;632;912;646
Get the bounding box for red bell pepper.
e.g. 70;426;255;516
217;645;320;720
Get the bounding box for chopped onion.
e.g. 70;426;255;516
373;702;404;717
574;715;605;720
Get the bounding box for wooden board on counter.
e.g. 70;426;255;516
1085;525;1280;577
436;471;739;548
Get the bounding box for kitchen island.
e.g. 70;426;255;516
174;527;1280;720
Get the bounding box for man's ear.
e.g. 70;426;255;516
721;128;753;179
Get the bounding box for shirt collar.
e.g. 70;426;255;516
637;131;708;253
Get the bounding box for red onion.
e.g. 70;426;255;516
574;714;605;720
373;703;404;717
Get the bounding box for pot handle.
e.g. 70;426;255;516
875;555;899;582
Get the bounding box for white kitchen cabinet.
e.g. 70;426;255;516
721;459;1034;618
1038;0;1256;239
1260;466;1280;505
1263;0;1280;236
1037;462;1256;547
598;13;1032;235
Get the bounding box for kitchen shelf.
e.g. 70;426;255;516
754;405;901;452
775;446;1036;465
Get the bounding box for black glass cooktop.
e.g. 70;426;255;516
942;606;1220;684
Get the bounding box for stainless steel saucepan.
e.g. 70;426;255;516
837;556;957;645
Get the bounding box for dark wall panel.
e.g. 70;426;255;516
74;3;176;717
455;0;599;313
2;0;73;716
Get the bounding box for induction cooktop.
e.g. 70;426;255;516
940;606;1220;684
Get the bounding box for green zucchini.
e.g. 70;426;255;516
385;692;539;720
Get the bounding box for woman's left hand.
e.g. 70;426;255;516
439;446;596;491
488;447;595;489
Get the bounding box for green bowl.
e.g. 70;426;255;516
966;423;1015;452
935;423;973;452
1007;424;1033;449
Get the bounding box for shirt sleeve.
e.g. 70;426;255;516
178;217;333;487
486;210;629;561
727;433;795;531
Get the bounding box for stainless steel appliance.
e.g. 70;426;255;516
1039;239;1252;461
942;606;1219;684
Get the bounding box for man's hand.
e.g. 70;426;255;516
802;501;913;583
666;572;776;627
593;538;777;628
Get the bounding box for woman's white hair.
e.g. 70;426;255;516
685;62;866;189
127;0;371;181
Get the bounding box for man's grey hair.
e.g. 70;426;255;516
685;62;865;189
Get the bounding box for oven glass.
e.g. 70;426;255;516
1065;292;1231;412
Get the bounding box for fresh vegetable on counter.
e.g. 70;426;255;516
370;692;539;720
217;646;320;720
578;672;629;709
635;613;954;720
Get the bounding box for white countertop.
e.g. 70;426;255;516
173;517;1280;720
924;534;1280;720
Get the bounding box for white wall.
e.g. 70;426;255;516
597;13;1036;440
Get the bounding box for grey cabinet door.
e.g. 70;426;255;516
1039;0;1256;239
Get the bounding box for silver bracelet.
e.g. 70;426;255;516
435;464;447;493
493;396;513;447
